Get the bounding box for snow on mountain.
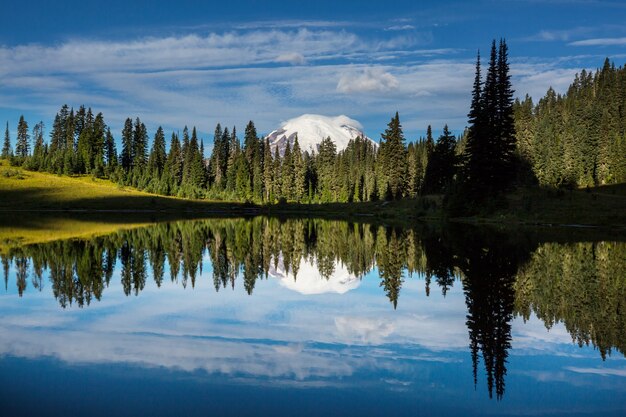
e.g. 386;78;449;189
266;114;377;155
269;255;361;295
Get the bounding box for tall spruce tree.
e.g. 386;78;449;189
494;39;516;189
120;118;133;171
148;126;167;178
104;128;117;170
378;112;408;199
463;39;516;201
133;118;148;170
423;125;457;194
292;137;306;202
2;122;11;159
165;132;183;191
30;121;45;170
189;127;207;190
16;115;30;159
263;138;273;201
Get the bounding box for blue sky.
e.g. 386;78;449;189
1;0;626;145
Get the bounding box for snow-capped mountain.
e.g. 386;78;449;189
266;114;377;155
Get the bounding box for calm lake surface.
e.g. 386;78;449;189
1;217;625;416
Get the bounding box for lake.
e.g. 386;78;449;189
1;217;625;416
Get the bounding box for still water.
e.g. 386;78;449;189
0;218;625;416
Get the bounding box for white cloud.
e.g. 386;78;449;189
569;37;626;46
0;29;359;76
384;25;416;31
523;27;593;42
0;27;594;141
337;67;399;93
275;52;306;65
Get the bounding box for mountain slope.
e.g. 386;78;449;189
266;114;377;155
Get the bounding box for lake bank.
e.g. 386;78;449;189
1;162;625;237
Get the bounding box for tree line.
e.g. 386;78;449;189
514;58;626;188
0;105;449;202
2;41;625;207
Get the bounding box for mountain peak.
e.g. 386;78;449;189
266;114;376;155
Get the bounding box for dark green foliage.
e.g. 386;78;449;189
15;115;29;160
423;125;458;194
462;40;517;203
104;128;117;170
2;122;12;159
164;132;183;193
516;58;626;187
28;122;46;171
148;127;167;177
377;112;408;200
120;118;133;172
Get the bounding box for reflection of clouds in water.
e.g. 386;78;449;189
0;326;355;381
565;367;626;377
510;313;586;356
0;269;472;377
334;316;395;344
2;256;618;389
0;273;468;384
269;256;361;295
0;324;457;385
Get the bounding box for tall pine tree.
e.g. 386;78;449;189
2;122;11;159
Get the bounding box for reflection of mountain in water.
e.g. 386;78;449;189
269;255;361;295
2;217;625;400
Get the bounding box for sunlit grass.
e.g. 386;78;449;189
0;159;624;230
0;216;152;254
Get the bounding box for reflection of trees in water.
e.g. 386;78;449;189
515;241;626;359
421;227;526;400
456;230;524;400
1;218;625;399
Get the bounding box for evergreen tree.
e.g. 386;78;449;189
133;118;148;170
462;39;517;203
148;126;167;178
292;137;306;202
378;112;408;199
189;127;207;191
317;137;337;202
210;123;227;189
164;132;183;192
281;141;294;199
30;121;45;170
424;125;458;194
263;138;274;201
104;128;117;170
226;127;239;192
15;115;30;159
2;122;12;159
272;146;281;201
120;118;133;172
494;39;516;189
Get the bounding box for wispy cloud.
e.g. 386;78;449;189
523;27;593;42
384;25;416;31
275;52;307;65
569;37;626;46
0;25;598;141
337;67;399;93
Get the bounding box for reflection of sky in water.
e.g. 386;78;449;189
1;256;625;417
